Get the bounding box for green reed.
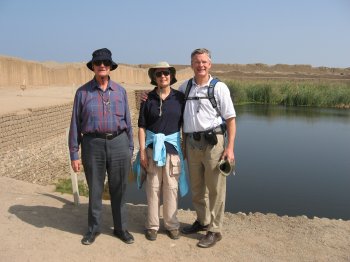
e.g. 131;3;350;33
226;80;350;108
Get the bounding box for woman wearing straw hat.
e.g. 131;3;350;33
137;62;188;241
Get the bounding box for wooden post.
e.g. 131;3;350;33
66;128;80;205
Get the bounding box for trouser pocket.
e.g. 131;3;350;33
170;154;181;177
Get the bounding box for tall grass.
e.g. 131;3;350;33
226;80;350;108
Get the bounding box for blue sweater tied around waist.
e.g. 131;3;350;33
133;130;189;197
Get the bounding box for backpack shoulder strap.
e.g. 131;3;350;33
184;77;221;117
184;78;193;101
208;78;221;116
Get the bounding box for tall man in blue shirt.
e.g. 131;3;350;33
69;48;134;245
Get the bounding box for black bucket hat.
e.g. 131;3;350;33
86;48;118;71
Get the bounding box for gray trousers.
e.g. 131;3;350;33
81;132;131;234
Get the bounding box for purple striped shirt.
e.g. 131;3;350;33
68;78;134;160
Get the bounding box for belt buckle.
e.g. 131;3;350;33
105;133;114;139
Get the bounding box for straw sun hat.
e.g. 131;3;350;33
148;61;177;86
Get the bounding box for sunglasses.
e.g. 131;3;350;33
155;70;170;77
93;60;111;66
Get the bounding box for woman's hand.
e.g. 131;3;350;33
140;148;148;170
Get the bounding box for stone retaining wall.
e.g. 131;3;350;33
0;103;72;184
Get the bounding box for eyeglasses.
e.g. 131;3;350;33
155;70;170;78
93;60;111;66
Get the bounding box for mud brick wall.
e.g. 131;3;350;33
0;103;72;151
134;90;146;111
0;91;141;185
0;103;73;184
127;91;138;133
0;56;193;88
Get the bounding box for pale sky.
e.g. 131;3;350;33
0;0;349;68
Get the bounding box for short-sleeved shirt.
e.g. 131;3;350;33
138;87;185;154
178;76;236;133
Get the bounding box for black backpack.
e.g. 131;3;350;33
184;77;221;116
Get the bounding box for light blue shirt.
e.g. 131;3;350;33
133;130;189;197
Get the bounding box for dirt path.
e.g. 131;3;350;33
1;176;349;262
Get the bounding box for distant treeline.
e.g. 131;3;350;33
226;80;350;108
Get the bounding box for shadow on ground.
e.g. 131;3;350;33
8;193;148;237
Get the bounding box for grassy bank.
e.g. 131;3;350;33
55;179;89;197
55;178;112;200
226;80;350;108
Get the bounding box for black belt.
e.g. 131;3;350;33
187;124;226;142
84;132;123;140
189;125;225;136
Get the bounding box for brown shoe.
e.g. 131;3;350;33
145;229;157;241
181;220;208;234
166;229;180;240
197;231;222;248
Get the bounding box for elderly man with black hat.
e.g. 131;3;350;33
136;62;188;241
69;48;134;245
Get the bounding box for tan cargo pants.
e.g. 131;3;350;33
145;148;181;231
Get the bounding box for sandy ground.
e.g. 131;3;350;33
0;83;153;114
1;84;350;261
1;176;350;262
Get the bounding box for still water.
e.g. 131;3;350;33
127;105;350;220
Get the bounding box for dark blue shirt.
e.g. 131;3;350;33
138;87;184;154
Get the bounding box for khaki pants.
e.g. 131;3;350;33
186;134;226;233
145;148;181;231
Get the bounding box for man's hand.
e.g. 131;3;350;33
140;91;150;102
221;149;235;163
71;160;81;173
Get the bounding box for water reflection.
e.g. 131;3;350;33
237;104;350;121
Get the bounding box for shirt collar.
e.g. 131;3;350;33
149;87;175;99
92;76;114;91
192;74;213;87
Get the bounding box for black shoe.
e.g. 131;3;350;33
181;220;208;234
197;231;222;248
113;230;134;244
81;232;100;245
